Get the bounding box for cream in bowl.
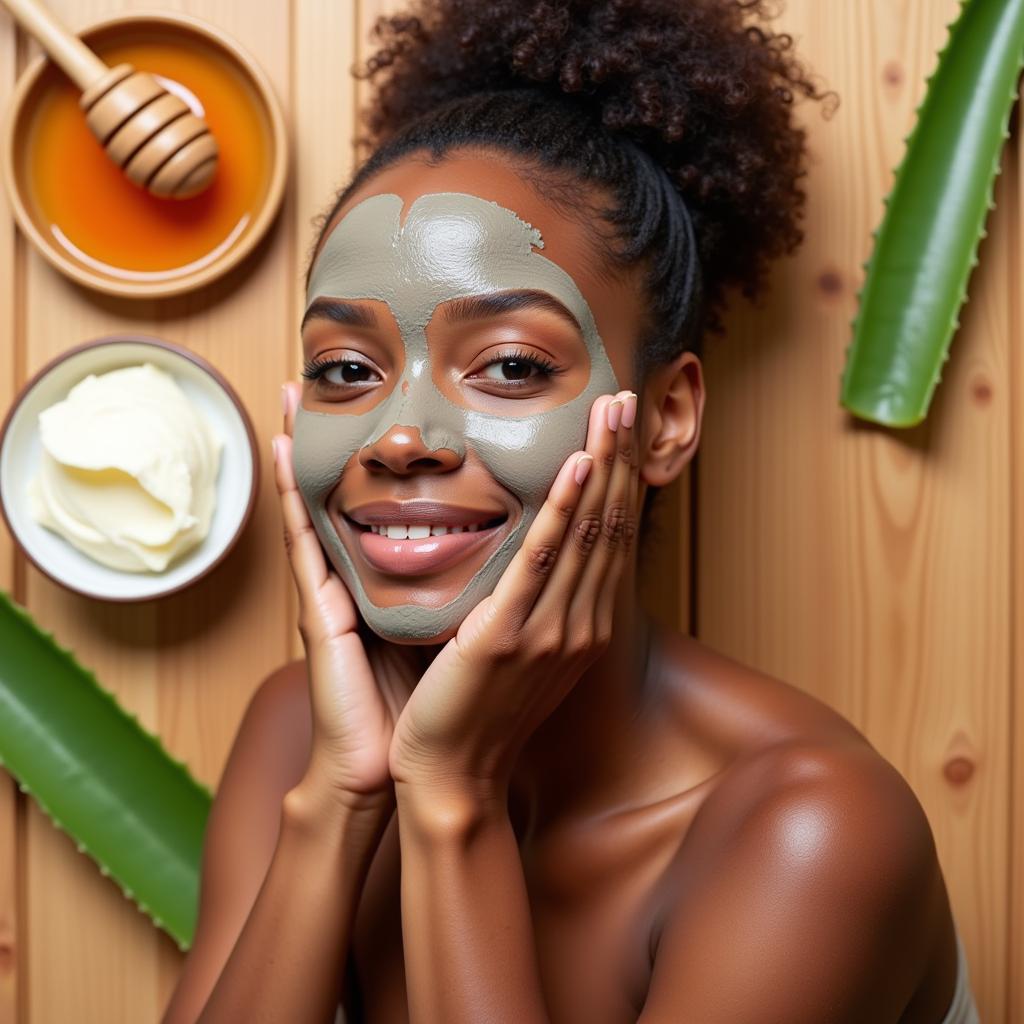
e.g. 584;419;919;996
28;363;223;573
0;336;258;602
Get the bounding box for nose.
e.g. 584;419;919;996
358;423;462;475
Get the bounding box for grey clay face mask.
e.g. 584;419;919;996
293;191;621;641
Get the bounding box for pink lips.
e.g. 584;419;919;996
356;525;504;575
341;500;511;577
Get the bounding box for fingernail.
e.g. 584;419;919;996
280;384;288;417
271;437;280;464
574;454;593;486
621;392;637;429
607;398;623;432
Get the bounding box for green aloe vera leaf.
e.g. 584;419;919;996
0;589;212;951
840;0;1024;427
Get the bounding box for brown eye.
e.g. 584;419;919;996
483;358;535;381
325;361;376;384
301;353;382;392
465;346;564;398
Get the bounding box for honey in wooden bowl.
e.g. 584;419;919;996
4;13;287;299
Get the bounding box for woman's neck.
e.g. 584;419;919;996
506;572;665;840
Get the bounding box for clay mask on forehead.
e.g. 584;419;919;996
293;191;621;641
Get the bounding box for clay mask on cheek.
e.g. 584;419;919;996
293;192;621;641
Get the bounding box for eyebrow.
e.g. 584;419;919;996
300;289;584;336
439;290;583;333
301;298;379;332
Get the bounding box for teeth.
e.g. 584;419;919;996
366;521;496;537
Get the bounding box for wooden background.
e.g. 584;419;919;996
0;0;1019;1021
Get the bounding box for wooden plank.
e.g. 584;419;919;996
291;0;360;662
357;0;400;116
14;2;293;1020
0;7;22;1024
699;0;1009;1017
1009;81;1023;1024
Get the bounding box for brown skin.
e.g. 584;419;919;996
163;149;962;1024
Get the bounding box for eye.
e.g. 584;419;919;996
324;362;376;385
481;358;540;382
301;353;382;392
471;347;563;391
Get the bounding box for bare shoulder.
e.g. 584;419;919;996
661;629;940;900
692;734;939;895
251;657;313;785
254;655;309;712
641;741;948;1021
641;630;952;1022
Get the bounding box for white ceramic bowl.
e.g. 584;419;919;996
0;336;258;601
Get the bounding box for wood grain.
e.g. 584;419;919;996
291;0;359;663
0;1;1015;1020
1;6;21;1024
1009;78;1023;1024
12;2;295;1020
701;2;1010;1019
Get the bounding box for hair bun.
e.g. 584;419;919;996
356;0;833;334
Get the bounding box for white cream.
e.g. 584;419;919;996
27;362;222;573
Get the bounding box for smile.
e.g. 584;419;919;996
340;502;512;577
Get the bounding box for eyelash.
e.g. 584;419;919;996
300;354;375;384
482;347;562;383
300;348;564;390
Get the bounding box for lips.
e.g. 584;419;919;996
340;499;512;577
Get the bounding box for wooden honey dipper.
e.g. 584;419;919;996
3;0;219;198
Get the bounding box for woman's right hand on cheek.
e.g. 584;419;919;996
272;382;410;812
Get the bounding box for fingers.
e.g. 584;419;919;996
570;388;639;616
486;387;637;644
272;430;331;607
484;439;596;629
282;380;300;436
530;389;634;624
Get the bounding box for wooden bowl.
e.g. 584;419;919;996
2;11;288;299
0;336;259;602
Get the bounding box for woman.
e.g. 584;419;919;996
164;1;979;1022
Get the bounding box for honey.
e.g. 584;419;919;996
24;34;272;280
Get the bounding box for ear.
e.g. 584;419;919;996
640;351;705;488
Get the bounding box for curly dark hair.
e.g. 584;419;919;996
305;0;834;373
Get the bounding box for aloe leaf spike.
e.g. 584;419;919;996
840;0;1024;427
0;590;212;950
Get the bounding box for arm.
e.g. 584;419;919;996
166;381;412;1022
195;774;392;1024
160;663;393;1024
637;742;940;1024
395;780;550;1024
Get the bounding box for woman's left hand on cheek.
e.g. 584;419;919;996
388;388;640;795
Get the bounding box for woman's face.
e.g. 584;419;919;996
293;149;647;643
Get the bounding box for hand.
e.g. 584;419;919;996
272;383;419;808
388;388;641;793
